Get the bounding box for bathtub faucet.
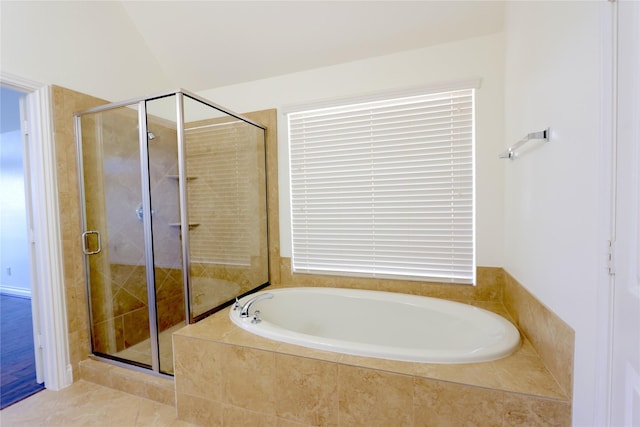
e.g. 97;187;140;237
239;293;274;319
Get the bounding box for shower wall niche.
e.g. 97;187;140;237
75;91;269;375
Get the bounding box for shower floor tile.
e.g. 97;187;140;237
113;323;184;374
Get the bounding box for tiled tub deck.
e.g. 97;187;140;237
172;300;571;426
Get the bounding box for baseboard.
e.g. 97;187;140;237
0;286;31;298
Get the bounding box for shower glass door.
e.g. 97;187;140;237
76;89;269;376
182;95;269;322
78;103;153;369
145;94;184;375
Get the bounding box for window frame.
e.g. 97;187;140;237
285;80;479;285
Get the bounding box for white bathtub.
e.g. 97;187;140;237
229;287;520;364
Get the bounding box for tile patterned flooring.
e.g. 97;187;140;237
0;380;196;426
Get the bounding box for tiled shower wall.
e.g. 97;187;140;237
52;87;276;376
52;85;104;377
53;86;185;372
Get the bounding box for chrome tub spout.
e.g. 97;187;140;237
239;293;274;318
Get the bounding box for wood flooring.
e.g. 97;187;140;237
0;294;44;409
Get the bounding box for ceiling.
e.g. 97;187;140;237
119;1;505;90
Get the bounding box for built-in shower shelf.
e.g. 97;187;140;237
167;175;197;180
169;222;200;229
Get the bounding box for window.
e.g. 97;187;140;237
287;86;475;284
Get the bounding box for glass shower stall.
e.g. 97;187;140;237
74;90;269;375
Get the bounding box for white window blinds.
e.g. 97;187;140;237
288;88;475;284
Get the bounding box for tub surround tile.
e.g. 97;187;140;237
74;259;561;427
222;345;277;414
503;271;574;398
174;295;571;426
278;260;504;304
173;335;224;403
276;419;312;427
411;359;505;391
338;353;419;378
489;352;568;399
414;378;505;426
221;326;283;352
222;403;277;426
275;354;338;426
173;296;567;400
502;392;572;427
275;342;342;363
174;308;236;341
338;365;414;426
467;300;514;320
76;267;572;426
177;393;224;426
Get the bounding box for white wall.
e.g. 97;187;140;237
0;1;172;102
503;2;611;425
0;129;32;295
199;33;506;268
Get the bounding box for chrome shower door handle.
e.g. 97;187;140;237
82;231;102;255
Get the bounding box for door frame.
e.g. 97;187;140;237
1;72;72;391
595;0;640;424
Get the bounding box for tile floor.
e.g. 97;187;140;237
0;380;196;426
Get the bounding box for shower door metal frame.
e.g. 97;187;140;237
74;89;269;376
74;98;163;374
136;100;160;372
175;92;192;324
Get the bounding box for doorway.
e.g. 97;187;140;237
0;86;44;408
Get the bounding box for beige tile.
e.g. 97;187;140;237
0;380;194;427
502;393;571;427
174;308;237;341
222;404;277;426
338;353;419;378
503;271;574;397
338;365;413;426
173;334;224;403
132;397;183;426
176;392;223;426
145;381;177;406
79;358;114;388
414;378;505;427
276;418;312;427
489;353;567;399
221;327;282;352
275;354;338;426
476;266;505;298
513;335;541;359
411;360;504;390
275;342;342;363
222;345;277;413
110;368;149;397
81;358;177;406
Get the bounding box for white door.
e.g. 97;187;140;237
610;1;640;425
